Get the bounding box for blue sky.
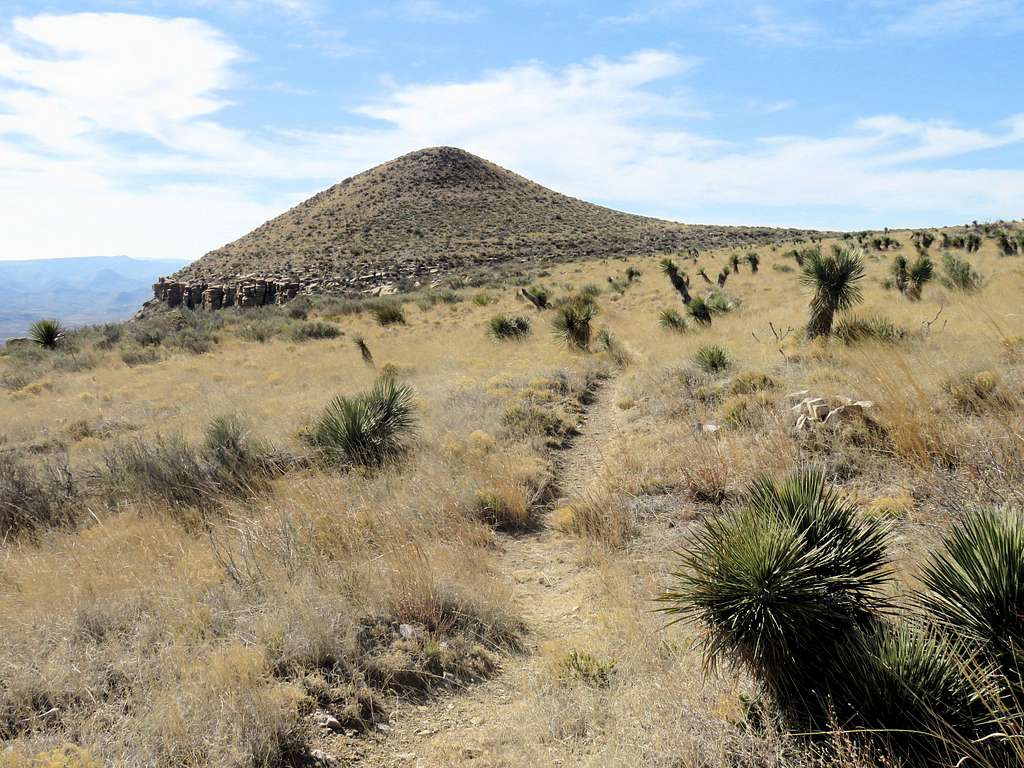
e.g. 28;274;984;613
1;1;1023;260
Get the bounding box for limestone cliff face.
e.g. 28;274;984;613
144;146;827;313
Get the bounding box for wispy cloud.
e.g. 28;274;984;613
734;4;824;46
599;0;703;25
883;0;1024;37
372;1;481;24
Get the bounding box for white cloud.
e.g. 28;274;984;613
1;13;1023;262
734;4;824;46
371;1;481;23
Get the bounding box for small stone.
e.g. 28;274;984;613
398;623;418;640
310;749;339;767
313;711;343;732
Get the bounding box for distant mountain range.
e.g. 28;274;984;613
2;256;190;342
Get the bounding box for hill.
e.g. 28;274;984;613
0;256;189;342
150;147;825;310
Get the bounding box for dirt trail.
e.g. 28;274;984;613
340;376;627;767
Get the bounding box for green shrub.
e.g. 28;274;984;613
28;318;66;349
473;292;497;306
373;302;406;326
168;327;217;354
772;263;793;273
552;298;598;350
304;377;418;468
942;252;983;291
131;324;165;347
834;314;906;345
290;321;341;342
0;451;76;537
120;345;160;367
502;403;576;443
706;291;740;314
694;344;731;374
625;266;642;282
729;371;777;395
101;416;277;510
578;283;602;299
659;308;687;333
557;650;616;689
488;314;532;341
944;370;1016;414
238;316;292;343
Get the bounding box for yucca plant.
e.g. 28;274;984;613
966;232;982;252
28;318;66;350
661;259;692;303
660;258;680;276
746;252;760;273
354;335;374;366
892;255;910;294
918;510;1024;678
488;314;532;341
693;344;730;374
730;254;740;273
552;297;598;351
625;266;642;282
800;245;866;339
830;621;985;764
659;308;687;333
305;377;418;467
659;469;893;714
687;296;712;325
906;255;934;300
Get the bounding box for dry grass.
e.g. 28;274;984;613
2;224;1023;765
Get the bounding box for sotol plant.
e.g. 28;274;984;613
29;318;66;349
693;344;730;374
305;377;418;467
687;296;712;326
906;254;934;300
488;314;532;341
659;308;687;333
800;245;866;339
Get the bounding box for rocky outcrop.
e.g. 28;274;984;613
149;276;304;311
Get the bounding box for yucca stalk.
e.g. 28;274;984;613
800;245;866;339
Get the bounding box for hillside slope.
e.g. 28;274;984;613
152;147;825;309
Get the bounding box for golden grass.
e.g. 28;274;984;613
2;226;1024;765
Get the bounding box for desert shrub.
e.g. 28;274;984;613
289;320;341;342
53;350;101;373
659;308;687;333
721;394;765;428
578;283;602;299
552;297;598;350
238;315;293;342
772;263;793;273
488;314;532;341
944;370;1016;414
659;469;893;719
28;318;66;349
0;450;76;536
502;402;575;443
474;484;535;531
942;252;983;291
416;289;462;311
625;266;642;281
101;416;275;510
91;323;122;350
834;314;906;345
706;291;740;314
557;649;616;689
131;323;165;347
372;302;406;326
996;230;1019;256
120;345;160;367
730;371;778;395
472;292;497;306
167;327;216;354
694;344;731;374
304;377;418;468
